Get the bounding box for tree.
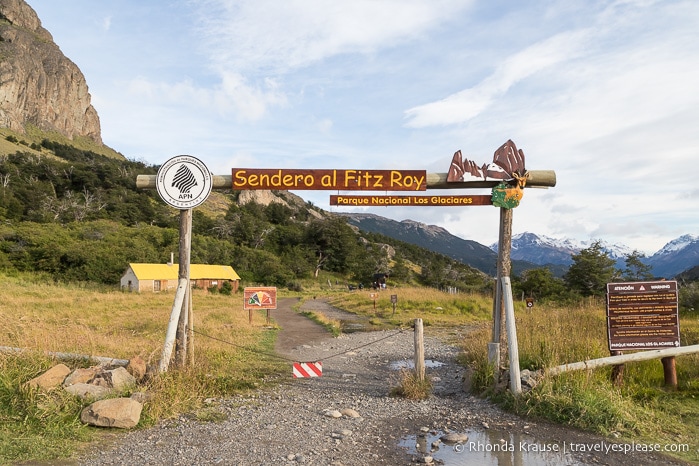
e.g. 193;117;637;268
519;267;565;299
622;250;653;281
304;217;359;277
564;240;618;297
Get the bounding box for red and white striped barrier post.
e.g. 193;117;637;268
293;361;323;378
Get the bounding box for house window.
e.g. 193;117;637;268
154;280;161;292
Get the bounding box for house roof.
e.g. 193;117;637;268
127;263;241;281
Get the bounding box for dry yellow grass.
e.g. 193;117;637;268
0;273;269;367
327;286;493;327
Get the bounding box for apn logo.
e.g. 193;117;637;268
171;164;198;194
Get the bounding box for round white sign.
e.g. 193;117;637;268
156;155;213;209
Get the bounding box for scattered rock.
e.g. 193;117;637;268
80;398;142;428
63;366;102;387
65;383;112;400
130;392;151;404
520;369;542;389
323;410;342;418
126;356;147;381
88;370;112;388
25;363;71;391
106;367;137;392
340;408;360;418
440;432;469;443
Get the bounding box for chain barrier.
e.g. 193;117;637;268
189;326;411;364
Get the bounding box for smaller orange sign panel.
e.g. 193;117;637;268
330;195;492;206
244;287;278;310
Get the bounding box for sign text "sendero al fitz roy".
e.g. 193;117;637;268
231;169;427;191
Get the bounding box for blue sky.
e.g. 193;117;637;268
29;0;699;254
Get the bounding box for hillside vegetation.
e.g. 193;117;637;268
0;138;490;291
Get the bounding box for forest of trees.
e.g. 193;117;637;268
0;140;490;292
1;138;696;309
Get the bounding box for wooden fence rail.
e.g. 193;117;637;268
547;344;699;376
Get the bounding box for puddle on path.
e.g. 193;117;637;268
399;428;584;465
389;359;445;370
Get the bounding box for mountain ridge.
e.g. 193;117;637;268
339;213;699;279
337;212;539;276
496;232;699;279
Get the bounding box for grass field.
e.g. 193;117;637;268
461;300;699;463
0;272;287;464
1;273;698;464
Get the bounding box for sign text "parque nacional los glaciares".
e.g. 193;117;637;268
330;195;493;206
231;169;427;191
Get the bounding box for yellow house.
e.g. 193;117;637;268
120;263;241;293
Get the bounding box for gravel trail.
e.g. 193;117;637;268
77;298;692;466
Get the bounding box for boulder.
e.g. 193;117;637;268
80;398;142;428
25;363;71;391
126;356;147;382
65;383;112;400
106;367;137;391
63;366;102;387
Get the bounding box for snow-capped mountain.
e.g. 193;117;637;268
491;233;699;278
490;232;579;266
647;234;699;278
489;233;632;266
338;212;699;279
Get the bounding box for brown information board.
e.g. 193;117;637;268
606;281;679;351
329;194;493;206
232;169;426;191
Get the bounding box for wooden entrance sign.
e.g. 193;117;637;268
137;140;557;386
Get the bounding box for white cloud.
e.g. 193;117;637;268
186;0;472;119
403;29;591;127
121;73;286;122
194;0;471;73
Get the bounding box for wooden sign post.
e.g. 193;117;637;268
243;287;278;325
154;156;212;373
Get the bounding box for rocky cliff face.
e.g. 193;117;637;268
0;0;102;143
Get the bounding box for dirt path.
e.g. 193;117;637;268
271;297;331;353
